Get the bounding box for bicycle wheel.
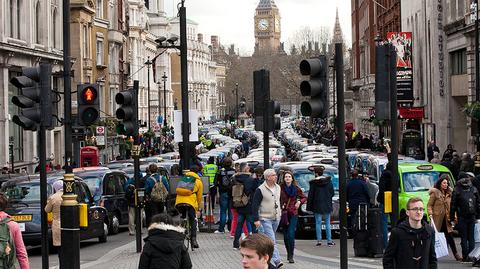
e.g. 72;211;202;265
183;218;191;251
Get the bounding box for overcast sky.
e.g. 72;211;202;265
164;0;352;55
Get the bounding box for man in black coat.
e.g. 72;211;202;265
383;197;437;269
139;214;192;269
346;170;370;229
377;162;393;248
307;175;335;246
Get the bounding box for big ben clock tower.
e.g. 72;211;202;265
254;0;281;55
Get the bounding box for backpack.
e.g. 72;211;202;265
176;176;196;196
459;187;477;216
0;218;15;269
232;179;249;208
220;169;235;189
150;176;169;203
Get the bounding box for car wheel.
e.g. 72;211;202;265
109;214;120;235
99;223;108;243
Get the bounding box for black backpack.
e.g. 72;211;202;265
219;169;235;190
458;187;477;216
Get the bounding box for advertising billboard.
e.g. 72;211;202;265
387;32;414;103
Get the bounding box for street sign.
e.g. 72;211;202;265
96;126;105;135
173;110;199;143
96;126;105;146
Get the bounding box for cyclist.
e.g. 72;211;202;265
175;165;203;249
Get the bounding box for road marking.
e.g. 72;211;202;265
294;248;383;269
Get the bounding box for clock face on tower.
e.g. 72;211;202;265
258;19;269;31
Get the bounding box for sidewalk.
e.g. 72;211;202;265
79;229;381;269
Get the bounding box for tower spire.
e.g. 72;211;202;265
257;0;277;9
333;7;344;43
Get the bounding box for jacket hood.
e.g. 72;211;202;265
144;223;186;253
185;171;200;181
457;178;473;189
310;176;331;186
234;173;252;181
397;220;429;236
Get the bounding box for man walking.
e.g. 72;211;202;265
346;169;370;228
383;197;437;268
450;173;480;262
252;169;283;268
214;157;235;233
203;156;219;211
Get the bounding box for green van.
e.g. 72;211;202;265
397;162;455;219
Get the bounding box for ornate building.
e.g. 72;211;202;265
253;0;282;55
0;0;64;172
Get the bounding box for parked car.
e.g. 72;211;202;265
74;167;129;234
1;174;108;246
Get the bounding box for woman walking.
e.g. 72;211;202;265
280;171;306;264
427;175;461;261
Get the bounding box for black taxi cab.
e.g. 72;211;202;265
1;173;108;246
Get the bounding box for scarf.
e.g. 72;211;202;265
284;184;297;198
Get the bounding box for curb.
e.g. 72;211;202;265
79;240;138;269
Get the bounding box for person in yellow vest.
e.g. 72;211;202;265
203;156;219;211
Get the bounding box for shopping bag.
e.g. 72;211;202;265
431;221;448;258
474;221;480;243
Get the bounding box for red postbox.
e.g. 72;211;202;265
80;146;99;167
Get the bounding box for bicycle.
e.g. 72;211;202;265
177;204;194;251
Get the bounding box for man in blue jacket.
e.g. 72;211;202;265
144;164;170;226
346;169;370;229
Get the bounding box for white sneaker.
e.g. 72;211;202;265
241;233;246;240
214;230;224;234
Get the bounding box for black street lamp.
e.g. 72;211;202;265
145;56;152;131
232;83;239;124
162;72;168;127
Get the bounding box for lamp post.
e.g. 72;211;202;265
162;72;168;127
233;83;239;124
145;56;152;131
473;0;480;152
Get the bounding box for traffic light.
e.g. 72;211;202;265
10;64;53;131
375;43;396;120
77;84;100;126
115;81;138;136
268;100;281;131
299;56;328;118
253;69;270;131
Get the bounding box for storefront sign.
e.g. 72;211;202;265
398;107;424;119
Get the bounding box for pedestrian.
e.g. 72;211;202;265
450;151;461;180
307;173;335;247
45;180;63;263
254;167;265;187
138;213;192;269
430;152;441;164
144;164;170;226
0;192;29;269
427;175;461;261
460;152;474;174
240;233;276;269
346;169;370;229
383;197;437;269
450;172;480;262
280;171;307;263
124;171;145;235
175;167;203;249
442;144;454;162
232;163;257;249
427;140;440;162
214;157;235;234
252;169;284;268
203;157;218;211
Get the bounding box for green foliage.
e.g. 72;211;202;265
463;102;480;120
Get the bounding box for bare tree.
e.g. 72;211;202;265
287;26;331;56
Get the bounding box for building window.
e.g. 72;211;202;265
96;39;103;65
52;8;57;48
35;1;41;44
96;0;103;18
83;25;89;58
16;0;21;39
450;49;466;75
9;0;14;37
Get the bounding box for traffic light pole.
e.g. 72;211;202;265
263;100;270;170
388;45;399;226
335;43;348;269
39;122;49;269
61;1;80;268
132;80;142;253
180;2;190;171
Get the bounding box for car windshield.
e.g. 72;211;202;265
3;183;48;203
402;171;440;192
82;176;102;201
293;170;315;193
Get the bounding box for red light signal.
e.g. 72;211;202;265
82;87;97;104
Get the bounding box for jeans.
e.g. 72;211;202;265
260;219;280;265
218;192;232;232
379;203;389;248
233;214;254;248
209;187;217;210
231;209;248;237
283;215;298;257
457;217;475;258
314;213;332;242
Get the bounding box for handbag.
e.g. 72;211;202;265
279;197;291;227
431;220;448;258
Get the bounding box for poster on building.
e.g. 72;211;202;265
387;32;414;103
